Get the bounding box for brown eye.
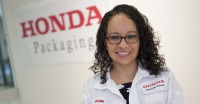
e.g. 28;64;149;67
125;35;139;43
127;35;137;39
109;36;120;40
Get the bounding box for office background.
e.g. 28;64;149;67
0;0;200;104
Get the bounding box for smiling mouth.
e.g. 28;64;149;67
116;52;131;57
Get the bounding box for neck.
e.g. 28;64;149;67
110;62;138;84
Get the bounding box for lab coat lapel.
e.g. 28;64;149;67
94;72;124;98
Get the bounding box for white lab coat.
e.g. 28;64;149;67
81;66;185;104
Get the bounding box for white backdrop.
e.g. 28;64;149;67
1;0;200;104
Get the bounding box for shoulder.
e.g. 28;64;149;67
153;67;177;85
84;74;101;89
157;66;173;79
142;67;174;84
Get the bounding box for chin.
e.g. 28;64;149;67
116;61;132;65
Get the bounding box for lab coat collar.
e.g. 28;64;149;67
94;66;151;90
94;71;123;97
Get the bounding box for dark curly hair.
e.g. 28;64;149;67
90;4;165;84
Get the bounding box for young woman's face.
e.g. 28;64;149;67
106;13;139;66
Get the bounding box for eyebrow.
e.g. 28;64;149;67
108;31;138;35
127;31;138;34
108;32;120;35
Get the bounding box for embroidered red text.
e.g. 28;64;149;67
143;80;165;88
95;100;105;103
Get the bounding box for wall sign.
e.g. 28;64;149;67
15;0;110;66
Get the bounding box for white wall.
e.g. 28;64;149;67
1;0;200;104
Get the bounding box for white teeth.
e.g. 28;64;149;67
118;52;129;55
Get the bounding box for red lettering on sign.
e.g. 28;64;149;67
49;13;66;32
20;20;36;38
20;5;102;38
67;10;84;29
86;6;102;26
35;17;49;35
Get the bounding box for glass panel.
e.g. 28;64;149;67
0;32;14;87
0;2;19;104
0;64;3;84
0;99;20;104
0;5;14;87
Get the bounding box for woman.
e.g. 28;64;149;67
81;4;185;104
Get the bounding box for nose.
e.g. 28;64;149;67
118;38;128;48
